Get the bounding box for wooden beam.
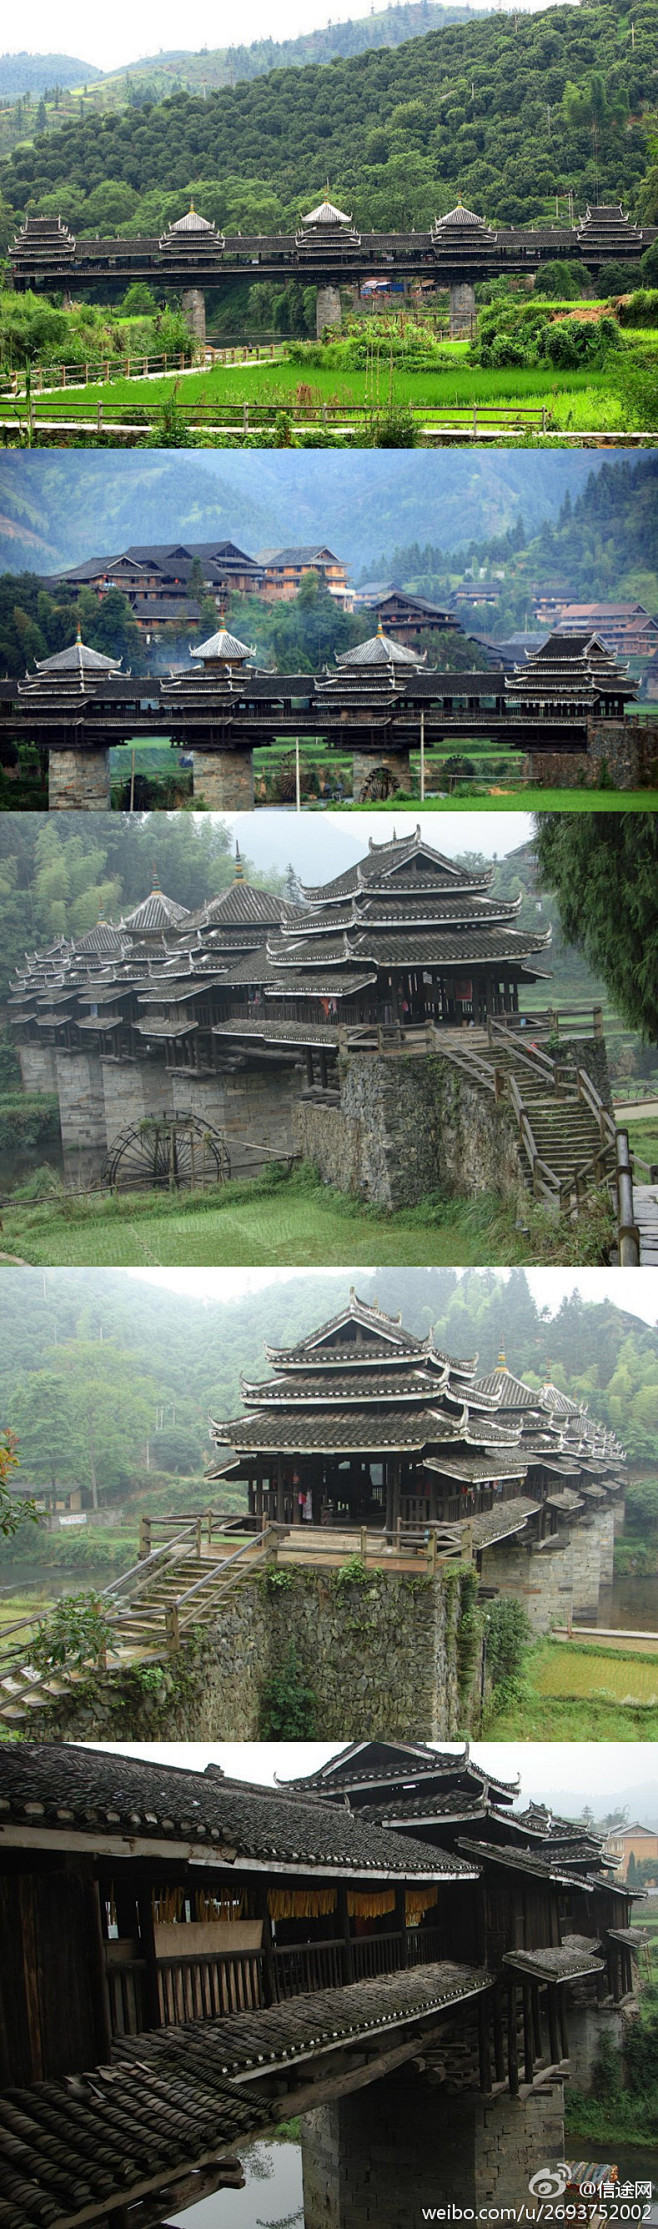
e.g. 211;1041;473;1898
268;2013;460;2118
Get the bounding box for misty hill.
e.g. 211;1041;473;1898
85;5;491;105
0;452;603;579
0;51;101;96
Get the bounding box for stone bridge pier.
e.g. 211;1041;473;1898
182;286;206;344
316;283;343;337
48;745;111;809
449;280;476;337
301;2067;566;2227
191;745;255;807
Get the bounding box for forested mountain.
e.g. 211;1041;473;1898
70;6;491;105
0;452;603;578
0;0;653;232
363;457;658;627
1;1270;657;1492
0;53;101;97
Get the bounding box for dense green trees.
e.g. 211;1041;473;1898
534;817;658;1040
0;0;653;234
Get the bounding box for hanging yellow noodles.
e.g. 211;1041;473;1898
406;1888;439;1924
268;1888;337;1921
151;1886;246;1924
347;1889;396;1919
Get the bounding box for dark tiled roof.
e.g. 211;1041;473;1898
0;1747;474;1879
0;1964;491;2226
503;1945;605;1982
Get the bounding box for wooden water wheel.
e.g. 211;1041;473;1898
102;1113;231;1192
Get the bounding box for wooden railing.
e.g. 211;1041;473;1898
352;1930;405;1982
158;1946;265;2023
2;392;551;436
104;1925;444;2037
273;1939;346;1999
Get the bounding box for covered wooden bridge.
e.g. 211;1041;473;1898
0;1743;644;2228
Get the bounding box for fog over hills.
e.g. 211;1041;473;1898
0;451;603;576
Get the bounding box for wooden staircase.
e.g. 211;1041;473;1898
435;1022;617;1211
0;1522;273;1728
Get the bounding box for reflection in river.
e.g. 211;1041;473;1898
168;2141;303;2229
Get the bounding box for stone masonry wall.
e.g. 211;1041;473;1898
301;2073;566;2226
296;1051;525;1209
16;1566;477;1745
55;1048;107;1187
101;1057;175;1157
17;1044;58;1095
170;1062;302;1173
48;747;111;810
480;1534;576;1634
192;749;255;809
529;718;658;791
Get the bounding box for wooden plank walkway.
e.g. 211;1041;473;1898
632;1184;658;1262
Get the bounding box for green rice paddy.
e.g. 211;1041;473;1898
0;348;626;433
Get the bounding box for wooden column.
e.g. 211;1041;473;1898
337;1884;354;1984
531;1980;542;2061
478;1995;492;2095
522;1981;534;2083
256;1466;263;1521
547;1984;560;2067
253;1882;276;2006
558;1989;569;2061
136;1885;162;2032
276;1453;285;1524
507;1980;519;2095
84;1879;113;2067
394;1883;407;1966
492;1982;505;2083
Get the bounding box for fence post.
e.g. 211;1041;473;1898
243;402;249;431
360;1526;367;1563
428;1530;437;1575
165;1604;181;1654
97;402;103;432
195;1516;202;1557
139;1515;151;1560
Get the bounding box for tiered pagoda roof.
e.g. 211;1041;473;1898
209;1292;528;1469
282;1741;519;1809
576;203;644;255
431;202;498;259
16;633;124;707
296;196;361;250
505;633;637;711
215;831;552;1020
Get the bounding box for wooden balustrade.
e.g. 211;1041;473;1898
352;1930;405;1982
273;1938;347;1998
157;1947;265;2023
104;1925;444;2038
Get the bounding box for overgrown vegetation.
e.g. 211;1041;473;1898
259;1639;317;1737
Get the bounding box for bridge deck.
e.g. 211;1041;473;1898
632;1184;658;1263
2;1962;490;2229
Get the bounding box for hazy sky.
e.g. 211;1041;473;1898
9;0;559;76
222;809;532;881
124;1264;658;1329
88;1742;658;1817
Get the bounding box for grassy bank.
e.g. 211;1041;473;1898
0;1163;614;1270
485;1638;658;1739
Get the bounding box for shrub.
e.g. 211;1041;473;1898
259;1640;317;1736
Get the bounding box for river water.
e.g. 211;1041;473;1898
168;2140;303;2228
165;2133;658;2229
